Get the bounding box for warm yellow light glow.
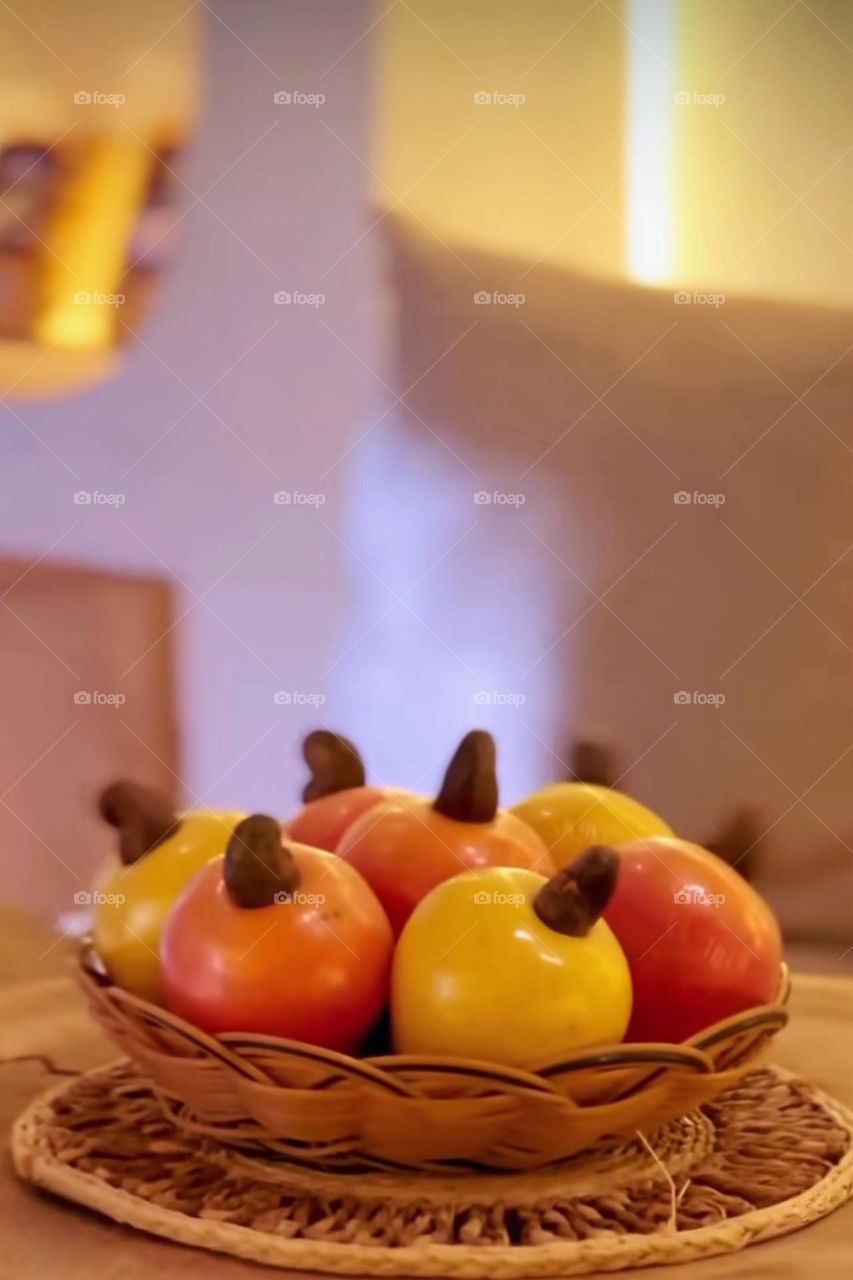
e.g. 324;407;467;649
376;0;625;283
379;1;853;307
625;0;675;284
35;136;151;350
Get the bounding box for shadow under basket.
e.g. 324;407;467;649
78;945;790;1174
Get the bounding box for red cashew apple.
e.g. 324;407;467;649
602;835;782;1043
161;815;393;1052
337;729;554;935
284;730;391;852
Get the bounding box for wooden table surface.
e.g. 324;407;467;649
3;931;853;1278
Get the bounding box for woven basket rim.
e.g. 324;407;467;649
78;941;790;1084
76;943;792;1172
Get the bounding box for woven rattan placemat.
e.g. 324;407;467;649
13;1060;853;1277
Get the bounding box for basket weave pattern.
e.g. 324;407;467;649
78;946;789;1172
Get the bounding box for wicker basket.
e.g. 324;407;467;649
78;944;789;1173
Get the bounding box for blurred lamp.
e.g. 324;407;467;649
0;0;198;398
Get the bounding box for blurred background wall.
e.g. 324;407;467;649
340;0;853;949
1;0;382;912
0;0;851;958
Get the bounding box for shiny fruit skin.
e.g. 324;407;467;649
513;782;672;870
285;785;388;852
392;866;632;1068
604;836;782;1043
337;795;553;936
161;841;393;1052
92;811;244;1003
